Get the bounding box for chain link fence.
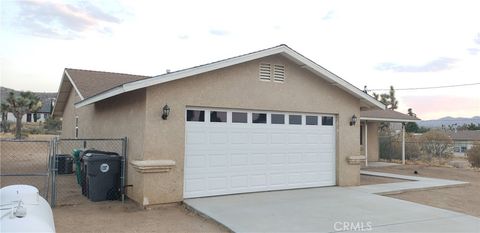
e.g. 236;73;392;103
51;138;127;207
1;137;127;207
0;140;52;199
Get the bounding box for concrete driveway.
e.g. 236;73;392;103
184;187;480;232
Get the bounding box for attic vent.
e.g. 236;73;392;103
273;64;285;82
259;63;272;81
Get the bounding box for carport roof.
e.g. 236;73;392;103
360;109;420;122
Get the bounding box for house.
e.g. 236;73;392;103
0;87;56;123
53;45;388;206
359;109;420;165
447;130;480;156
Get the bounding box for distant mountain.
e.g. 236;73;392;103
418;116;480;128
1;86;57;113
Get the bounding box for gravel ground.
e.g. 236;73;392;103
363;165;480;217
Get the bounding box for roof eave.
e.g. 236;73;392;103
360;116;420;123
73;45;386;110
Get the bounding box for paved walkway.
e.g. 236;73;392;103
362;161;400;168
185;172;477;232
356;171;469;194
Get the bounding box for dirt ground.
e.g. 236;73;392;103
53;201;229;233
363;165;480;217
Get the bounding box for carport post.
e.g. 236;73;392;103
402;123;405;165
365;121;368;167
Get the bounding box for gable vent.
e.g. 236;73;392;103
273;64;285;82
259;63;272;81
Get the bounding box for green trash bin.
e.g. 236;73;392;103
72;149;83;185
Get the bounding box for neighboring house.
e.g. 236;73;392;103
53;45;386;207
359;109;420;165
0;87;56;123
446;130;480;156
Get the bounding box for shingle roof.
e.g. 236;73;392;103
73;44;385;109
447;130;480;141
360;109;420;122
65;68;150;99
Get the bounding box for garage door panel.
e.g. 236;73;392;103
184;109;336;198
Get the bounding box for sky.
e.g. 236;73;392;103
0;0;479;120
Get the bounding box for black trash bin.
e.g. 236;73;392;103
55;154;73;174
82;151;121;202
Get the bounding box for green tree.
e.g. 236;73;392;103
372;86;398;110
405;108;420;133
1;91;42;139
388;86;398;110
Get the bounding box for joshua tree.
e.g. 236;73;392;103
1;91;42;139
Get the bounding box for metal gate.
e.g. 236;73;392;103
0;137;127;207
50;137;127;207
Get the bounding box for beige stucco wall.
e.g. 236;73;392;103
367;122;379;161
140;54;363;205
60;88;147;203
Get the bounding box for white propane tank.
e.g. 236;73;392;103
0;185;55;232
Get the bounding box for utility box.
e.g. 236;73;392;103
82;152;121;202
55;154;73;174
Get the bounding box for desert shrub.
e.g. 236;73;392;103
467;144;480;168
420;130;453;159
379;134;422;161
1;120;12;132
44;117;62;131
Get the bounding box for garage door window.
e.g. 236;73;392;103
232;112;247;123
210;111;227;122
289;115;302;125
306;116;318;125
252;113;267;124
322;116;334;126
271;114;285;124
187;110;205;122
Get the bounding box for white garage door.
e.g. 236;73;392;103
184;108;336;198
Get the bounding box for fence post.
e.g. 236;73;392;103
121;137;128;203
50;137;58;207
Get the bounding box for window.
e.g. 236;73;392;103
186;110;205;122
271;114;285;124
26;113;32;122
289;115;302;125
232;112;247;123
252;113;267;124
210;111;227;122
461;146;467;153
273;64;285;82
454;147;460;152
306;116;318;125
259;63;271;81
33;113;38;122
322;116;334;126
75;116;79;139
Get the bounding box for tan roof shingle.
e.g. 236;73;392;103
66;68;150;99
